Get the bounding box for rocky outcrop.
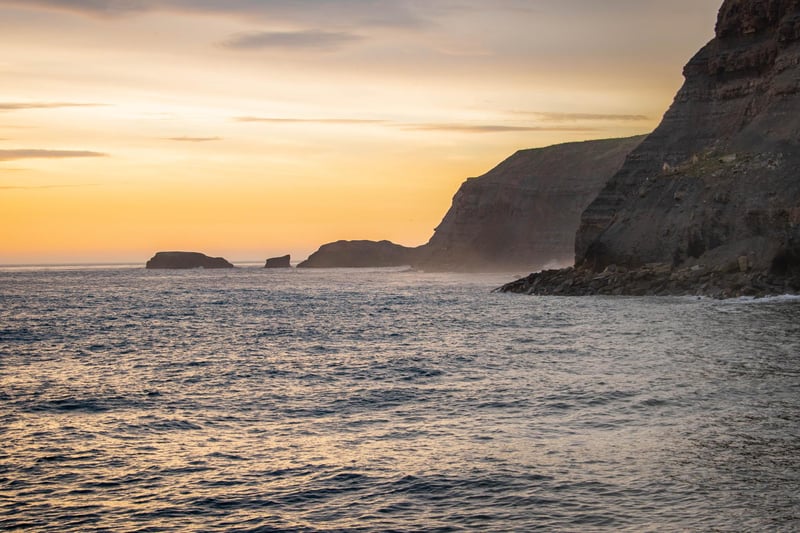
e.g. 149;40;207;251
297;240;420;268
498;262;800;299
575;0;800;276
145;251;234;269
416;136;645;272
505;0;800;296
265;255;291;268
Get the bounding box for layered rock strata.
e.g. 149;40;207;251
146;251;233;269
417;136;645;272
504;0;800;296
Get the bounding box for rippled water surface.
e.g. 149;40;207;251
1;266;799;531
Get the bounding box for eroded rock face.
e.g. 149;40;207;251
265;255;291;268
576;0;800;281
145;251;234;269
297;240;419;268
416;136;645;272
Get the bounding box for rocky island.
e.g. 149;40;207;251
501;0;800;298
265;255;291;268
297;240;420;268
145;251;234;269
416;136;645;272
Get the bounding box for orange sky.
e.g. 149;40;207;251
0;0;722;264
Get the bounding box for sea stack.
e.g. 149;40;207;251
145;251;234;269
265;255;291;268
502;0;800;297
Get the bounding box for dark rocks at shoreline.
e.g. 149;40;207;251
265;255;291;268
416;136;645;273
497;262;800;299
145;251;234;269
297;240;420;268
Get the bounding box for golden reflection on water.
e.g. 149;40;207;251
2;268;800;530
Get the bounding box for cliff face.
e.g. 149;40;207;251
417;136;645;272
577;0;800;278
297;240;419;268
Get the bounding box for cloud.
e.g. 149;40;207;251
234;116;597;133
0;149;107;161
0;0;148;17
0;183;97;190
222;29;362;51
0;102;105;112
235;116;386;125
0;0;430;28
165;136;222;142
518;111;650;122
401;123;599;133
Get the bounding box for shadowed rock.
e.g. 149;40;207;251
145;251;233;269
502;0;800;297
497;262;800;299
264;255;291;268
416;136;645;272
298;240;420;268
576;0;800;274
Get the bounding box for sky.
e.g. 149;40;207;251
0;0;723;264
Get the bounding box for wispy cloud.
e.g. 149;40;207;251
514;111;650;122
401;123;599;133
0;0;148;17
234;116;599;133
236;116;386;125
0;183;97;190
0;149;107;161
222;30;362;51
0;0;430;28
165;136;222;142
0;102;105;112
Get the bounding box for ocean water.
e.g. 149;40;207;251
1;266;799;532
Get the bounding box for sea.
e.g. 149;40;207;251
1;265;799;532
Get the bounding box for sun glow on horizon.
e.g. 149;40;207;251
0;0;722;264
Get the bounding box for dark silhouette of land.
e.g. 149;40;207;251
501;0;800;297
146;251;233;269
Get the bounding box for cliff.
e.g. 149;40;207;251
146;251;234;269
297;240;420;268
416;136;645;272
503;0;800;297
577;0;800;275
